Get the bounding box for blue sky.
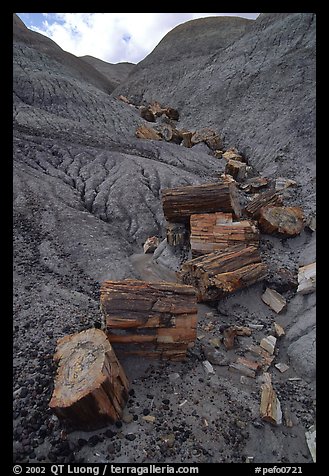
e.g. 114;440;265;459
17;13;260;64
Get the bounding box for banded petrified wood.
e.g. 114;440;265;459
161;181;241;223
49;329;129;430
100;280;198;360
178;244;267;302
244;189;283;218
190;212;259;256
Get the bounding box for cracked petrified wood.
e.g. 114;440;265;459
178;244;267;302
190;212;259;257
259;373;282;425
161;181;241;223
49;328;129;430
244;189;283;218
258;206;304;237
100;279;197;360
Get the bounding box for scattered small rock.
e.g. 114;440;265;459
202;360;215;375
275;363;290;373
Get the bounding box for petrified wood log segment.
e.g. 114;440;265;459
100;280;198;360
297;262;316;295
225;159;247;182
161;182;241;223
135;125;162;140
244;190;283;218
49;329;129;430
258;206;304;237
260;373;282;425
178;244;267;302
190;212;259;256
191;128;222;150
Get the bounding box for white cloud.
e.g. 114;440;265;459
28;13;259;64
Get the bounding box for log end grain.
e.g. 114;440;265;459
49;328;129;430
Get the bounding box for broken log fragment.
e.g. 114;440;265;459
258;206;304;237
148;101;167;117
161;182;241;223
244;190;283;218
160;124;183;144
259;373;282;425
222;148;245;163
49;329;129;430
182;131;193;148
178;244;267;302
191;128;222;150
143;236;160;254
140;106;156;122
225;160;247;182
260;335;277;355
297;262;316;295
239;177;270;193
190;211;259;256
100;280;198;360
165;107;179;121
261;288;287;314
135;125;162;140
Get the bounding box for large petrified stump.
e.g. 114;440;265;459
161;181;241;223
178;244;267;302
190;212;259;257
100;279;198;360
49;328;129;430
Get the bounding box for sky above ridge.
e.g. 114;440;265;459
17;13;260;64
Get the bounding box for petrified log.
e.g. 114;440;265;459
140;106;156;122
239;177;270;193
135;125;162;140
178;244;267;302
149;101;167;117
100;280;198;360
165;107;179;121
181;131;193;148
49;329;129;430
258;206;304;237
160;124;183;144
225;160;247;182
222;148;245;162
190;212;259;256
274;177;297;190
161;182;241;223
191;128;222;150
247;345;275;371
244;190;283;218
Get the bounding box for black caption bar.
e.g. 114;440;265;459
9;463;316;476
